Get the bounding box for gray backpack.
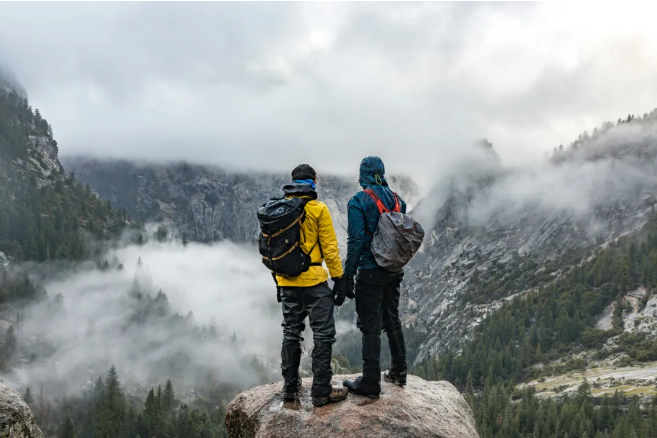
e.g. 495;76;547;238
364;189;425;271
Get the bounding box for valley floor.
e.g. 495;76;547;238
521;361;657;399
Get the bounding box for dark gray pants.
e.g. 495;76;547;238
280;281;336;397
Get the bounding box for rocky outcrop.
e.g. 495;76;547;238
0;382;43;438
225;374;478;438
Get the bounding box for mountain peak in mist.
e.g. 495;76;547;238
475;138;500;161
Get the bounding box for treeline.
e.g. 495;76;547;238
551;107;657;161
0;269;44;305
469;378;657;438
0;270;41;369
415;215;657;387
26;366;230;438
0;88;130;262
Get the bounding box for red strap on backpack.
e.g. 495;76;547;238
363;189;401;214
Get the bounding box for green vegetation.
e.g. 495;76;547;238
415;215;657;386
415;206;657;436
468;378;657;438
0;270;270;438
0;89;129;261
28;366;231;438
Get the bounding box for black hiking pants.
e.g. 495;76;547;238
355;267;406;394
280;281;336;398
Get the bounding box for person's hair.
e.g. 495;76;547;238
291;164;317;181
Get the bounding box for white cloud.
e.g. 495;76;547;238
2;3;657;181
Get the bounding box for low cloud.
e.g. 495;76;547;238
414;118;657;235
3;3;657;181
5;240;289;397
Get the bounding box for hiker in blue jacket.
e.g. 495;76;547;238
342;156;408;399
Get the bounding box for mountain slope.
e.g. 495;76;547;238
0;81;128;262
403;113;657;362
0;72;268;438
414;183;657;438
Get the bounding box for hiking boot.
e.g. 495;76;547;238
282;377;302;401
343;377;380;400
312;387;348;407
383;370;407;387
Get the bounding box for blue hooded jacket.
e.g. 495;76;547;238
344;156;407;276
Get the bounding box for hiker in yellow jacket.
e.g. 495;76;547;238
276;164;351;407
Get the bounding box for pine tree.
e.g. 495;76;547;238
23;387;34;405
88;376;105;437
154;225;168;242
4;325;16;357
57;415;76;438
143;388;159;435
104;365;125;437
534;344;542;363
465;372;475;410
156;384;162;409
163;379;175;412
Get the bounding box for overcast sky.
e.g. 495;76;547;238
2;2;657;181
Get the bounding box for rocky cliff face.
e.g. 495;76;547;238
0;382;43;438
61;157;419;253
225;374;478;438
1;75;126;263
403;117;657;361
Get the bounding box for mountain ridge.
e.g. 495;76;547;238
61;156;420;252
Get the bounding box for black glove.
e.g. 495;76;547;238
343;276;355;299
332;277;346;306
333;276;355;307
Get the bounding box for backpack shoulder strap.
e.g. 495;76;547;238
301;197;323;266
364;188;401;213
392;192;401;213
299;197;313;222
363;188;390;214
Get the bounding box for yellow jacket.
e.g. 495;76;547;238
275;195;344;287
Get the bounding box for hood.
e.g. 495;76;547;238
359;156;388;189
283;182;318;199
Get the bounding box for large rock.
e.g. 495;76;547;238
0;382;43;438
225;374;479;438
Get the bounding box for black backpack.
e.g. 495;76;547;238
257;197;320;277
